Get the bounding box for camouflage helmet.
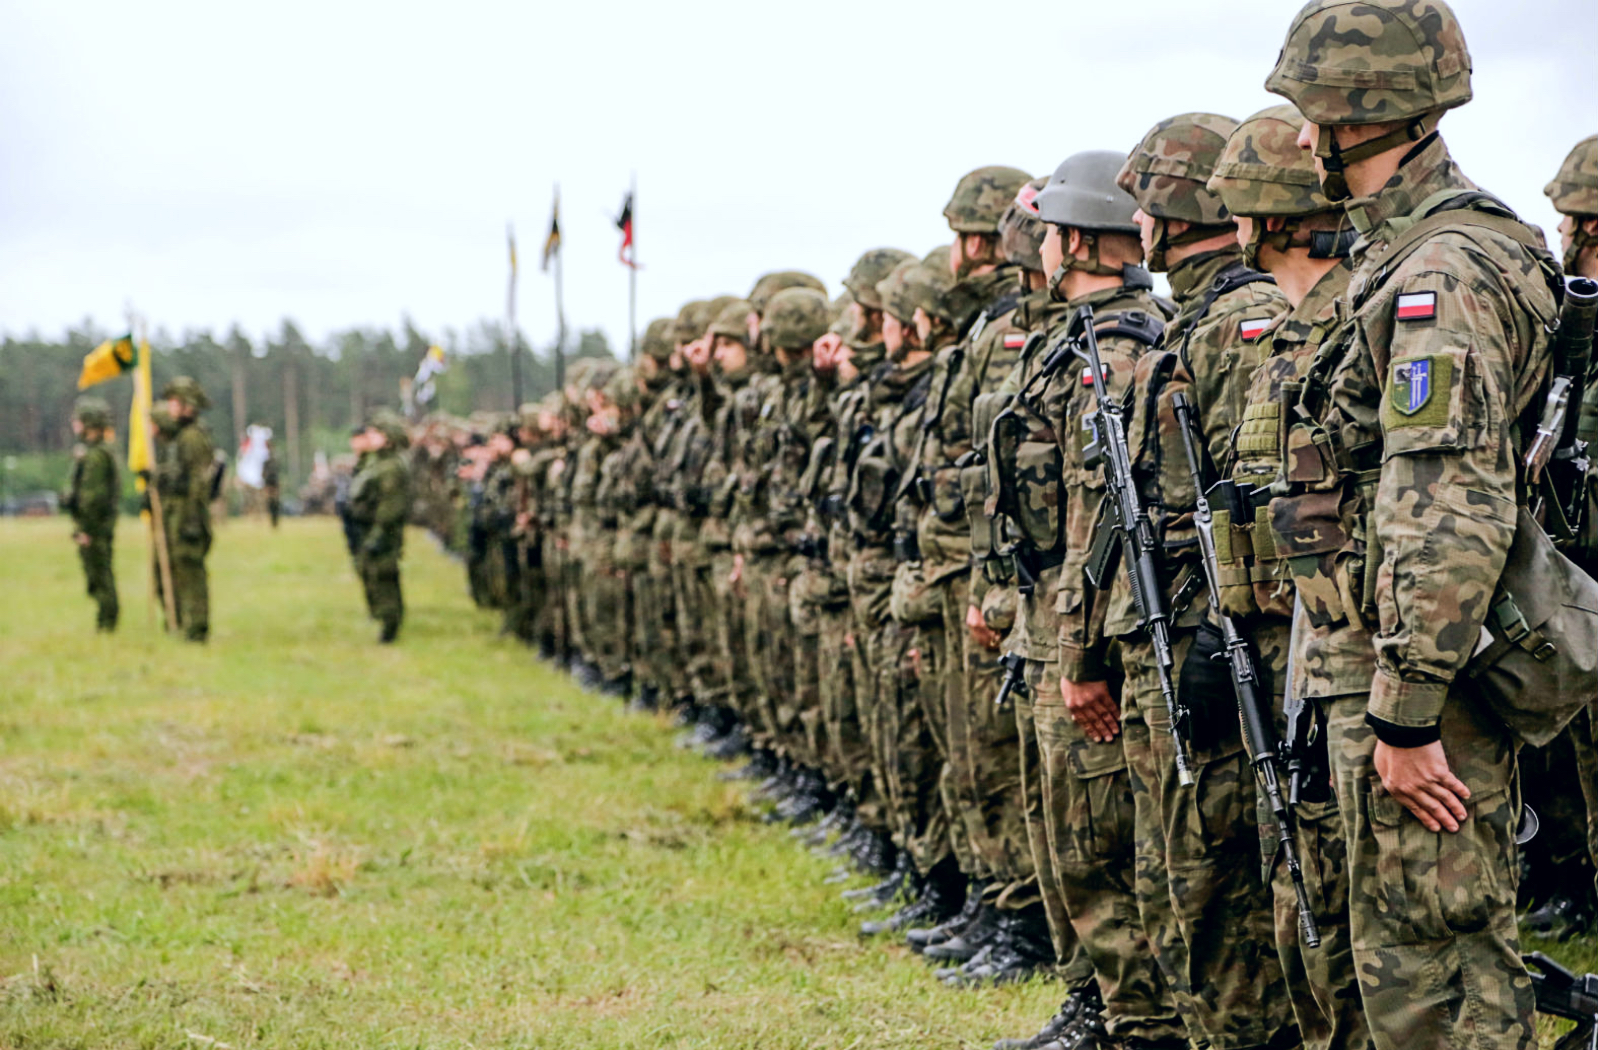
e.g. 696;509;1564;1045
1117;113;1237;225
368;409;410;449
1035;151;1140;235
999;178;1048;271
1546;136;1598;218
827;291;852;328
901;262;959;325
161;375;210;410
877;258;920;323
707;299;755;344
640;317;675;362
1207;104;1333;218
748;271;826;315
844;248;915;310
673;299;715;345
1264;0;1473;128
74;395;112;429
761;287;830;350
603;366;641;411
943;166;1033;235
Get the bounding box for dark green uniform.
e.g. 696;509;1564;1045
350;443;411;642
157;417;216;642
68;433;119;631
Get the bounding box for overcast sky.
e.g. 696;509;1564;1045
0;0;1591;356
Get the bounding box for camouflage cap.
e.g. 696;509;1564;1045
1265;0;1472;126
877;258;921;324
673;299;715;345
843;249;915;310
761;287;830;350
901;262;959;325
161;375;210;410
1546;135;1598;218
1208;104;1333;218
944;166;1033;234
1117;113;1238;224
74;395;112;429
707;299;755;344
748;271;826;315
640;317;675;362
998;178;1048;271
1035;152;1141;235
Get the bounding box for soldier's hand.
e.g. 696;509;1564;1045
1061;678;1121;743
965;604;1001;651
685;337;713;373
812;332;843;373
1374;739;1471;833
73;531;90;548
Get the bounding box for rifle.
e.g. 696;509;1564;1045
1525;952;1598;1050
1171;391;1320;948
994;651;1028;709
1278;592;1320;807
1078;306;1195;786
1526;276;1598;533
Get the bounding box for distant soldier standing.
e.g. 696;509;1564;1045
1265;2;1565;1046
350;411;412;643
262;439;282;528
157;376;216;642
67;395;120;632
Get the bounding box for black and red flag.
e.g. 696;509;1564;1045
614;192;636;269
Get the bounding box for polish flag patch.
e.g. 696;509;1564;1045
1004;333;1028;348
1082;369;1095;386
1238;317;1272;341
1396;291;1437;321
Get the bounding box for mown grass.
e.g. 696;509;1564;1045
0;515;1084;1049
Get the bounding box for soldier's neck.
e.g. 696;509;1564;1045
1057;270;1122;302
1267;251;1342;308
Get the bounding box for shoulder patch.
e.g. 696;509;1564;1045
1003;333;1027;349
1238;317;1272;342
1395;291;1437;322
1390;356;1441;418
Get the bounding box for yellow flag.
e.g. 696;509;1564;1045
127;338;153;488
77;333;137;389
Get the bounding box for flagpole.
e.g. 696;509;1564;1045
628;172;637;362
553;185;567;393
131;310;179;634
507;223;523;409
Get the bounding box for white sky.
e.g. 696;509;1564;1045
0;0;1591;355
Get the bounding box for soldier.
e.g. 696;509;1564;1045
66;395;119;632
262;440;281;528
1544;135;1598;909
987;152;1182;1049
1097;112;1295;1050
586;368;636;695
1264;2;1563;1045
1208;104;1366;1050
349;411;411;643
156;376;217;642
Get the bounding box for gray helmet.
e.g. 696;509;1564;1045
1034;150;1141;235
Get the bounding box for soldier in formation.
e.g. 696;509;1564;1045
66;395;120;632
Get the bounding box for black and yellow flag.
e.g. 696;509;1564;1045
541;190;561;272
78;333;137;389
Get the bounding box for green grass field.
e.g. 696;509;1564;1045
0;516;1592;1049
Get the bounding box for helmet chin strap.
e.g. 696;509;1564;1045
1048;230;1123;301
1316;115;1436;203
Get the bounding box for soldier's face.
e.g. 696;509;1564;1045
365;427;388;451
712;335;747;376
913;308;933;344
1133;209;1158;259
882;313;905;357
638;355;661;382
71;419;84;437
1040;226;1065;279
1234;216;1254;252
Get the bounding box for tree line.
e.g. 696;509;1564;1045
0;319;613;490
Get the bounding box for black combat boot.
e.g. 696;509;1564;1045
943;906;1053;986
994;984;1105;1050
847;828;896;877
922;903;1002;962
860;858;962;936
628;682;660;713
908;878;988;954
844;851;911;905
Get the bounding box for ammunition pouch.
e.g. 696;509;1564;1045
929;464;965;523
893;529;921;563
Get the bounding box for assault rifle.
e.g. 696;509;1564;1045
1526;276;1598;534
1526;952;1598;1050
994;651;1028;709
1171;391;1319;947
1078;306;1194;786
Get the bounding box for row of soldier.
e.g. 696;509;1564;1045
366;4;1598;1048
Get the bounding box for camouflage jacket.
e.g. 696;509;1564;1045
157;418;215;543
1270;136;1558;743
845;354;935;550
731;356;823;556
1103;247;1289;640
68;437;118;538
349;448;410;560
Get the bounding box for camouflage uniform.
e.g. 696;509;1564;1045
1546;136;1598;888
1105;112;1295;1050
591;372;637;689
156;377;217;642
1209;105;1368;1050
995;151;1182;1045
67;396;119;632
1265;4;1560;1045
350;412;412;642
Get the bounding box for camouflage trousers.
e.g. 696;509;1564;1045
358;553;403;636
78;533;118;630
671;522;719;706
818;598;889;833
157;533;210;642
1011;683;1094;986
644;512;685;700
936;576;1034;901
1322;691;1535;1050
874;618;950;876
536;536;569;657
709;545;759;726
890;561;964;874
562;531;589;663
741;552;800;755
1119;629;1295;1050
848;545;905;838
1033;655;1183;1045
584;533;630;683
788;559;839;771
